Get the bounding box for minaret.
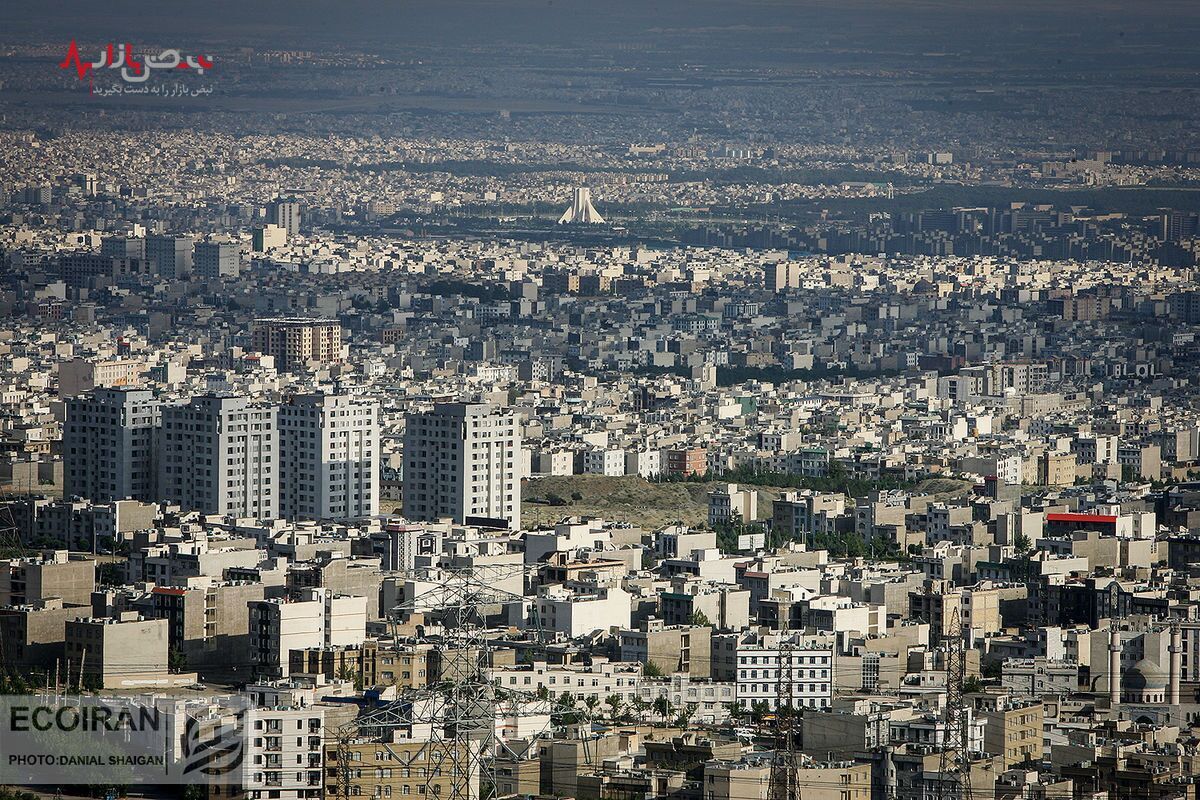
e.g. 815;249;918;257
1170;623;1182;707
1109;624;1122;704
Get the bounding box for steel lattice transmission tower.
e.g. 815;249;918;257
0;499;26;558
331;560;575;800
936;606;973;800
767;627;801;800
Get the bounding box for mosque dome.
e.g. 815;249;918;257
1126;659;1168;691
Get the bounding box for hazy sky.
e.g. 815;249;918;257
8;0;1200;60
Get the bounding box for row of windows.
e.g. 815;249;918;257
741;669;829;679
739;654;829;665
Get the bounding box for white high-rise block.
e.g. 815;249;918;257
279;393;379;521
64;387;160;502
159;395;278;518
403;402;522;529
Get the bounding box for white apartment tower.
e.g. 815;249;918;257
64;387;160;502
145;233;194;279
159;395;279;518
270;199;302;235
403;402;521;529
194;239;240;278
239;703;325;800
279;393;379;521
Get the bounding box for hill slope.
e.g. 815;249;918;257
522;474;973;530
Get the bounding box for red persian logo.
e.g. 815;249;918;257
59;40;214;93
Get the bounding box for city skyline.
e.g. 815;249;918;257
3;3;1200;800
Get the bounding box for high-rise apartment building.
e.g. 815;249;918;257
194;240;240;278
159;395;279;518
402;402;521;529
250;318;343;371
64;387;160;502
269;199;301;235
145;233;194;279
279;393;379;521
239;702;325;800
251;223;287;252
58;252;115;287
100;234;145;260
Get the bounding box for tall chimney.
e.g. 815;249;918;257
1109;624;1122;705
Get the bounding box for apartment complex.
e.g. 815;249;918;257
63;389;377;523
149;580;266;664
63;387;160;502
326;739;476;800
159;395;279;518
251;318;343;371
194;239;240;278
0;550;95;607
249;588;367;678
732;631;835;711
240;703;325;800
402;402;521;529
279;393;379;521
270;199;302;235
64;613;170;689
145;233;193;279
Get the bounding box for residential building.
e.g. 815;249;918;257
64;612;174;689
251;318;343;371
279;393;379;521
249;588;367;678
734;631;834;710
194;239;240;278
0;550;95;607
708;483;758;527
270;199;302;235
145;233;194;279
403;402;521;529
63;387;160;502
240;701;325;800
159;395;279;518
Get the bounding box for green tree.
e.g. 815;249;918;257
674;702;699;728
688;610;712;627
554;691;581;725
642;660;665;678
605;694;624;721
652;696;673;722
335;663;365;691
